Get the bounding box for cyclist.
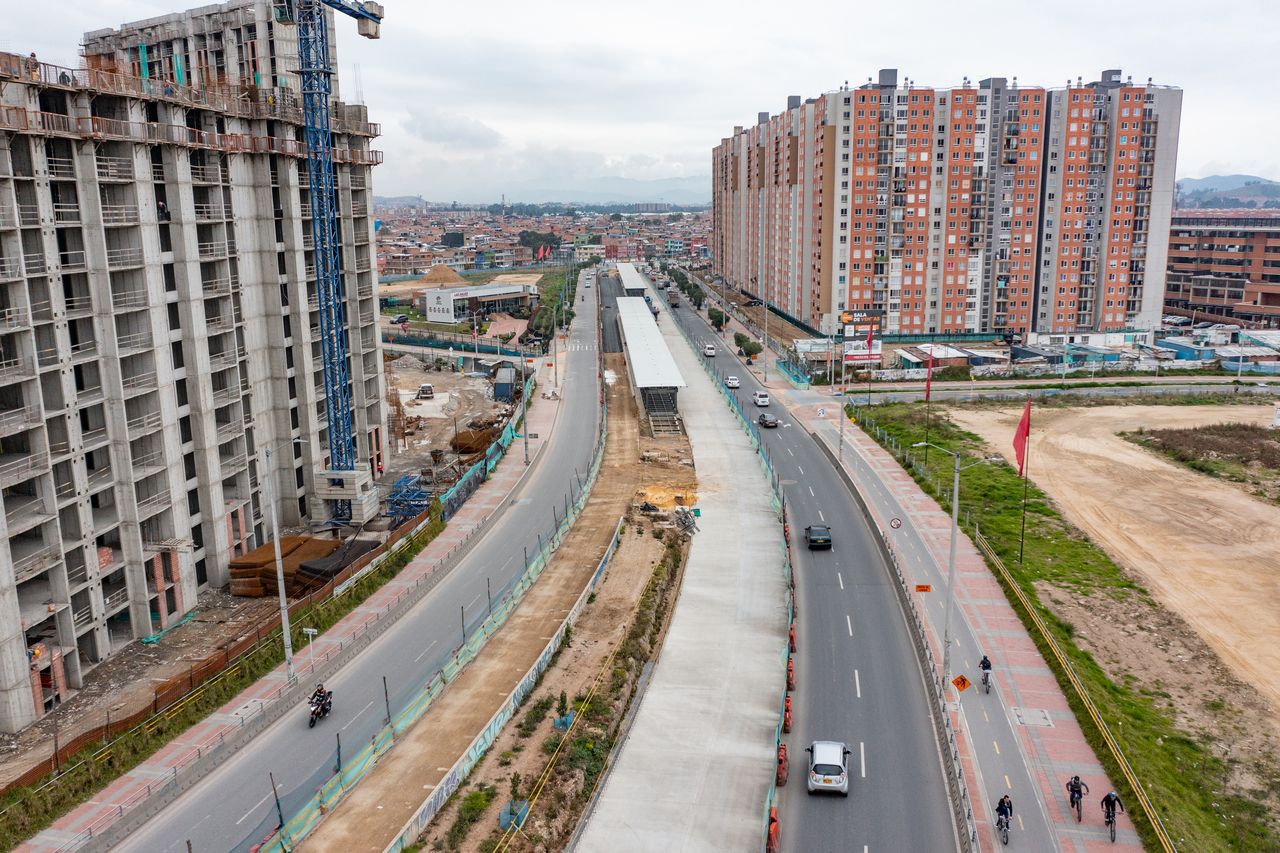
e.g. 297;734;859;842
1101;790;1124;823
979;654;993;686
1066;775;1089;817
996;793;1013;824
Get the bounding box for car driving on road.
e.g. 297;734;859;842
804;525;832;549
752;390;770;407
725;376;740;389
703;344;717;357
758;412;779;428
806;740;850;796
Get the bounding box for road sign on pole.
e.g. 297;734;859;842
951;674;972;692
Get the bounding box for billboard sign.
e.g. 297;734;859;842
843;309;884;363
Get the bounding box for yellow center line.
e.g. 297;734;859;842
993;740;1001;755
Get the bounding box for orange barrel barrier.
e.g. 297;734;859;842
776;743;790;786
783;696;793;733
786;657;796;691
789;624;796;653
765;806;780;853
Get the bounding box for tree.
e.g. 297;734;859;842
557;690;568;718
742;340;763;358
708;307;725;330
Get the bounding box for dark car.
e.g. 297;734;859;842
758;412;779;428
804;525;832;550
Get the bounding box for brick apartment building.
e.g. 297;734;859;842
1164;210;1280;327
712;69;1182;336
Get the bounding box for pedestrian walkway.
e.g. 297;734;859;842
23;362;565;853
577;299;788;851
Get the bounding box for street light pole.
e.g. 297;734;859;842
262;445;294;684
521;347;530;465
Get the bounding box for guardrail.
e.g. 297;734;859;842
972;528;1176;853
257;373;608;852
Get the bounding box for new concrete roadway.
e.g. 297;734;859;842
112;273;600;853
664;297;959;851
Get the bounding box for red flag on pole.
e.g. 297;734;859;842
1013;398;1032;477
924;350;934;402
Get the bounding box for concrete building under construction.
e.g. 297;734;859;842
0;0;385;732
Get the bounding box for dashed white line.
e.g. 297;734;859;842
235;791;273;825
342;700;374;731
855;669;861;698
414;640;439;663
859;741;866;778
837;572;844;590
818;510;825;522
993;740;1001;756
787;447;794;456
797;466;804;475
808;485;815;497
846;614;853;636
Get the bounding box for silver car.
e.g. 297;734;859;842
806;740;850;796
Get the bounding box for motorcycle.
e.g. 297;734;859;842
308;690;334;728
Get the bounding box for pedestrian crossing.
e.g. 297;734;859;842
567;342;597;351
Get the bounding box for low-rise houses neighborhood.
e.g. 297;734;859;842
374;204;710;277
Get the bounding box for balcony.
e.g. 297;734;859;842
0;257;20;281
106;247;144;268
46;157;75;179
52;203;81;225
220;451;249;473
12;542;59;585
64;294;92;317
194;202;226;222
0;454;43;487
69;339;98;362
135;491;170;518
96;155;135;181
0;305;31;332
356;281;373;299
0;404;40;435
81;425;109;450
215;420;242;443
198;239;233;259
121;371;158;396
24;253;47;275
60;250;87;272
117;331;152;355
126;409;163;434
190;163;223;183
18;205;40;227
0;206;15;230
85;465;112;492
101;204;140;226
112;289;148;310
131;448;167;478
208;350;239;371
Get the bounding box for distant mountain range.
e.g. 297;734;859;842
1177;174;1280;209
374;176;711;208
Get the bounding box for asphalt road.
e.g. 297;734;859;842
596;270;623;353
118;273;601;853
665;298;958;851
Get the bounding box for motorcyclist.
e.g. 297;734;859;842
1066;775;1089;807
1101;791;1124;822
995;793;1013;823
310;683;327;707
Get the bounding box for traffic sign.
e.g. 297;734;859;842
890;518;902;529
818;408;826;417
952;674;972;692
915;583;932;593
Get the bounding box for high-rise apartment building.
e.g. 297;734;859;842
1164;210;1280;328
0;0;385;732
712;69;1182;337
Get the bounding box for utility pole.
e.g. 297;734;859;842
521;347;530;465
263;445;294;684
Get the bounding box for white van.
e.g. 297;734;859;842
752;391;770;407
703;344;717;357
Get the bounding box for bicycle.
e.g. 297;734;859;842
982;669;991;694
1069;788;1082;822
1105;808;1117;842
996;813;1010;845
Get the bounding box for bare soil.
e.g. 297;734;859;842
0;589;277;788
1123;422;1280;505
951;405;1280;811
300;353;696;851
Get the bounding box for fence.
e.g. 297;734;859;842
255;374;608;852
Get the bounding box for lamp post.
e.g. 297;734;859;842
262;444;295;685
911;441;998;696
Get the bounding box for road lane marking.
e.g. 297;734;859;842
342;700;374;731
797;466;804;475
236;791;273;825
860;741;866;778
1005;774;1012;789
983;709;989;722
993;740;1001;755
414;640;439;663
808;486;815;497
1018;815;1024;831
468;591;483;609
855;670;861;698
819;510;825;522
787;447;794;456
837;572;844;590
846;614;853;636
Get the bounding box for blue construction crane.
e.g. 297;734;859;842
281;0;384;520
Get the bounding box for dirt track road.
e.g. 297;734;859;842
951;404;1280;715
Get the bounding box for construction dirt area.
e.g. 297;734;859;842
301;353;698;852
383;352;513;484
0;589;277;789
951;403;1280;804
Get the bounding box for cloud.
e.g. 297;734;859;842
401;106;503;149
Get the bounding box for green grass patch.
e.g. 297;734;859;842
516;694;555;739
855;402;1278;851
0;506;448;850
446;783;498;848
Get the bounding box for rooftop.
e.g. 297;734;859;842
615;297;686;389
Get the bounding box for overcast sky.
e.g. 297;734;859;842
6;0;1279;202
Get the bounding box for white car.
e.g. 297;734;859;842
725;376;740;389
806;740;850;796
752;391;770;407
703;344;717;357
